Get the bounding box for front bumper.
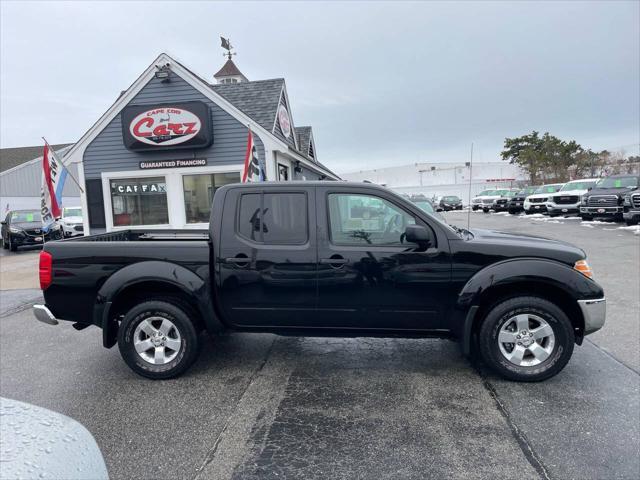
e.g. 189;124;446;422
524;202;547;213
578;297;606;335
33;304;59;326
546;202;580;214
623;208;640;221
580;206;623;216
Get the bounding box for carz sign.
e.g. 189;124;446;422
121;101;212;151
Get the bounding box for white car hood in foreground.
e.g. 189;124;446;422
549;189;589;197
62;216;83;224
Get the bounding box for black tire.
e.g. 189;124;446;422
118;300;200;379
507;209;516;215
2;237;8;249
524;210;532;215
472;206;479;211
478;296;574;382
580;214;593;221
626;218;639;226
9;237;17;252
483;208;489;213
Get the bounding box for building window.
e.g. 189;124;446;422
183;172;240;223
328;193;415;246
278;163;289;181
110;177;168;226
237;192;308;244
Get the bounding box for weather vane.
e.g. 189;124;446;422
220;36;235;60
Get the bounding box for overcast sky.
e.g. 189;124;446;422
1;1;638;173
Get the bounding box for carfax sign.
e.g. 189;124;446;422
121;101;213;151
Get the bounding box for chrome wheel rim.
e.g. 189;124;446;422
498;314;555;367
133;316;182;365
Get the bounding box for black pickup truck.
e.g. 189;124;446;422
34;182;606;382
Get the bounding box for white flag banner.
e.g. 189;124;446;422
40;142;67;231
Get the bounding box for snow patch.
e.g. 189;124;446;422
617;225;640;235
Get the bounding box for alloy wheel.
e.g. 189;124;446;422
497;313;555;367
133;316;182;365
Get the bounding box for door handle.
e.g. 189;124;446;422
320;256;348;268
224;256;250;264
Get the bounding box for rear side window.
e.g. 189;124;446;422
237;192;308;244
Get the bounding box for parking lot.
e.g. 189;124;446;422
1;212;639;480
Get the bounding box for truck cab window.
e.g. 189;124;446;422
238;192;308;244
328;193;415;246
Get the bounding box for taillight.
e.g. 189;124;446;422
39;251;53;290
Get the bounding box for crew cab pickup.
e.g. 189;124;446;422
34;182;606;382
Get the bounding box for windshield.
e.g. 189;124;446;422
476;190;496;196
10;211;41;223
63;207;83;217
534;184;563;194
442;196;459;201
560;181;596;191
595;176;638;189
517;186;539;196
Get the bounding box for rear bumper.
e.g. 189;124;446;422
33;305;58;326
578;297;606;335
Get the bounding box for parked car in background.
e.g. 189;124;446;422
1;210;63;251
60;206;84;237
580;174;639;221
508;186;539;214
489;190;519;212
410;196;445;221
623;190;640;226
478;189;518;213
523;183;564;214
439;195;463;211
471;190;497;211
34;181;606;382
546;179;598;217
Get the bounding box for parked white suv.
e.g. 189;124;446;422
471;189;498;211
545;179;598;216
523;183;565;214
59;206;84;237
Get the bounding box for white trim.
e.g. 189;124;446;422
281;84;300;151
101;164;243;231
77;161;90;235
271;85;285;137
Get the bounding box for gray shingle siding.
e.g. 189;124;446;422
83;73;263;179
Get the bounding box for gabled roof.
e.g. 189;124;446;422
0;144;72;173
296;127;312;155
214;58;245;78
211;78;285;135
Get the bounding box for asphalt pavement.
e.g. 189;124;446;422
0;212;638;480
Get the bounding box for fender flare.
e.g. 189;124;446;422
456;258;603;356
94;261;224;347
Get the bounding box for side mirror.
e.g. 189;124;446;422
405;225;433;248
436;207;444;212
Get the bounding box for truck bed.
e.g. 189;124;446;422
66;229;209;242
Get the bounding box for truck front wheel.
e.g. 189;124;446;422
478;296;574;382
118;300;200;379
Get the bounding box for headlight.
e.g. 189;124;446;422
574;259;593;279
9;227;23;233
624;195;631;206
581;195;588;205
49;223;61;231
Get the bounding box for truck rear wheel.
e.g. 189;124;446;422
117;300;200;379
478;296;574;382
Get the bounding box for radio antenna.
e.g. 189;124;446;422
467;142;474;231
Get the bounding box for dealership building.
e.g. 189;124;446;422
1;52;338;234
